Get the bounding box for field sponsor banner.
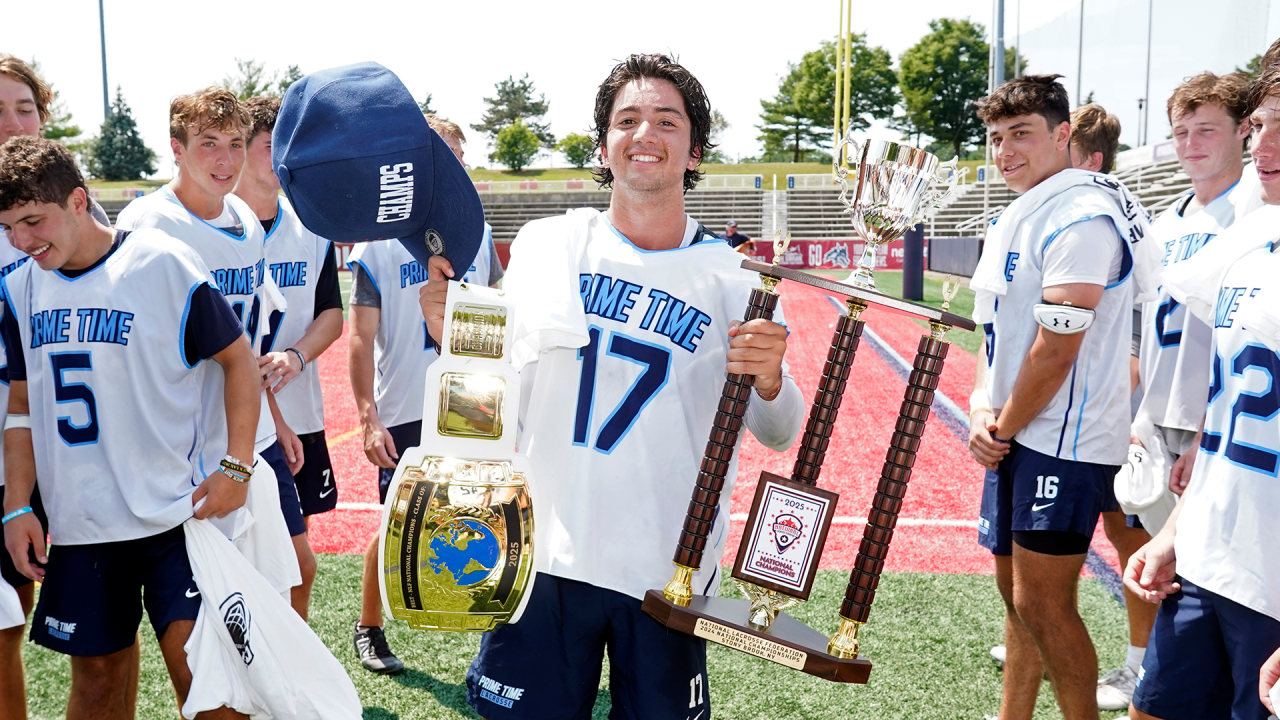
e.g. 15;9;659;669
742;238;929;271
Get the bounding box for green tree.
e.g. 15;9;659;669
419;93;435;115
704;109;731;163
556;133;595;168
472;74;554;148
899;19;1017;159
757;35;897;163
1239;54;1264;79
27;60;80;142
493;121;541;171
88;88;156;180
222;59;303;99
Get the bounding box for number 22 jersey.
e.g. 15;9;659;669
1177;241;1280;621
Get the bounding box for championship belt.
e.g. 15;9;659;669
378;282;535;632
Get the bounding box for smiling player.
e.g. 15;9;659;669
418;53;804;720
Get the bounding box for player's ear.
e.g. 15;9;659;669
170;137;185;164
1056;121;1072;151
67;187;88;215
687;145;701;171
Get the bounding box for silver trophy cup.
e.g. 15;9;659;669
834;134;957;290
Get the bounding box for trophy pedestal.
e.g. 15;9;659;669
641;590;872;684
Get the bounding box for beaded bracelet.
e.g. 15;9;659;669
2;506;32;525
285;347;307;373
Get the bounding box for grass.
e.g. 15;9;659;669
19;557;1126;720
463;162;832;184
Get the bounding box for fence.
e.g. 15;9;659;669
87;187;154;202
472;174;763;194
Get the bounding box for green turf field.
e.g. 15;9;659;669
19;555;1126;720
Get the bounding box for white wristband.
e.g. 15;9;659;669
4;414;30;431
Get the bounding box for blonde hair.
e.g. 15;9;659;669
1070;104;1121;173
169;87;249;145
424;114;465;144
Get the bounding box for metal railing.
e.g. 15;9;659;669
472;174;764;194
954;205;1005;232
87;187;155;202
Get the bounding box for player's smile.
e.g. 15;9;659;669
602;76;697;194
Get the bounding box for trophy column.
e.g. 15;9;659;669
829;326;951;657
791;299;866;486
664;282;780;606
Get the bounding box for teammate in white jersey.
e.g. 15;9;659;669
968;75;1143;720
233;96;344;620
419;54;804;720
1126;65;1280;720
113;87;313;617
347;114;490;675
0;56;117;720
0;136;259;720
424;115;504;288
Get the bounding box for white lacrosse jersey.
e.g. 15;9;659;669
1176;242;1280;620
0;242;28;488
0;230;239;544
1137;187;1242;433
504;209;804;601
348;240;439;428
115;187;276;447
984;187;1135;465
262;197;338;435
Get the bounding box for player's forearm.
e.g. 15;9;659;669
266;389;289;431
744;375;804;451
994;329;1085;440
215;336;261;462
291;307;343;366
349;306;381;425
3;382;35;511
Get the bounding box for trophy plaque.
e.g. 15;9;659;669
641;135;975;684
379;283;536;632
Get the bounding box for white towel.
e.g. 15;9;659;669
504;208;597;370
0;577;22;630
204;451;302;597
181;518;361;720
971;169;1156;323
1162;203;1280;351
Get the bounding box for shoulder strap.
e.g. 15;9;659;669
691;224;716;246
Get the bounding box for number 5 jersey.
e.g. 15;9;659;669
501;208;805;602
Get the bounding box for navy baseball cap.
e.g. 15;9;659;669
272;62;483;271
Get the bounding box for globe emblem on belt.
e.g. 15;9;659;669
771;513;804;554
426;518;501;586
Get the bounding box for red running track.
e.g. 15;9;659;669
307;283;1121;578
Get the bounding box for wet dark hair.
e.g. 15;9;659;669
0;136;86;214
591;53;714;193
244;95;281;143
976;74;1071;131
1247;63;1280;117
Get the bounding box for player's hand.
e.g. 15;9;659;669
362;419;399;469
259;350;302;392
968;408;1009;470
1130;431;1145;448
276;420;305;476
1123;532;1180;602
1169;441;1198;496
726;318;786;397
3;512;46;582
1260;646;1280;712
419;256;455;345
192;470;250;519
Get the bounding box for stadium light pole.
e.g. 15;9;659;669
1015;0;1021;76
994;0;1005;87
1143;0;1153;147
98;0;109;120
1076;0;1085;106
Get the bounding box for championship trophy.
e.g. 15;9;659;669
641;131;974;683
379;282;536;631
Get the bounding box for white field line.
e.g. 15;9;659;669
335;502;975;529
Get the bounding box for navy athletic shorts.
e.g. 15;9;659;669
1132;578;1280;720
0;483;48;589
261;441;306;537
294;430;338;516
377;421;422;504
466;573;709;720
31;524;201;656
977;441;1119;556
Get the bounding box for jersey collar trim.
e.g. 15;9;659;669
262;198;283;242
600;213;718;253
160;185;249;243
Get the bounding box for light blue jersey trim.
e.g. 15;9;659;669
1071;356;1094;461
601;215;725;254
178;282;204;369
160;186;249;242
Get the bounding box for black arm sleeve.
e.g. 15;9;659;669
1;299;25;382
183;283;245;367
313;243;343;318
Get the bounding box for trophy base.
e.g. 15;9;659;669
641;590;872;684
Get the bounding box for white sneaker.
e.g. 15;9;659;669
990;645;1006;666
1096;665;1138;711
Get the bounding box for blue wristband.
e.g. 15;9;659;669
2;506;32;525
